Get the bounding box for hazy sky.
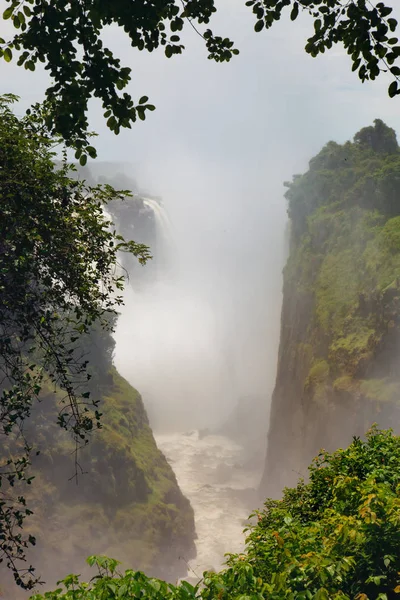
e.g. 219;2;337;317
2;0;400;190
2;1;400;430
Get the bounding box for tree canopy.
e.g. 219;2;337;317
0;94;150;589
30;427;400;599
1;0;399;161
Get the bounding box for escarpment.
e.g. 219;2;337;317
1;323;196;596
262;120;400;496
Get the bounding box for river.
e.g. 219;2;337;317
155;430;261;581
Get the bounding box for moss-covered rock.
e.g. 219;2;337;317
262;120;400;497
2;369;195;596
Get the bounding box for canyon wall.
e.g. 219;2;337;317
262;120;400;496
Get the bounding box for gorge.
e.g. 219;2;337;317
112;118;400;583
262;119;400;498
3;118;400;598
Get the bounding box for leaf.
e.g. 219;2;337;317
314;588;329;600
150;579;161;591
394;586;400;593
139;95;149;104
389;80;398;97
379;6;392;17
291;3;299;21
87;145;97;158
3;47;12;62
284;516;293;525
3;6;13;19
254;19;264;32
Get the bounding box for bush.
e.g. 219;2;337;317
31;427;400;599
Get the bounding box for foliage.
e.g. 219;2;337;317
0;369;194;595
282;119;400;401
30;555;200;600
0;0;399;159
205;426;400;600
30;427;400;600
355;120;399;155
0;93;150;589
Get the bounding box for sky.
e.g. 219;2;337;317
2;0;400;186
2;0;400;431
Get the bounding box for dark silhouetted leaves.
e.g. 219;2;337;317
0;0;398;161
291;3;299;21
0;94;150;589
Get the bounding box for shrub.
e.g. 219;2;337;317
32;427;400;600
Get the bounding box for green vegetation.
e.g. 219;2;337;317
305;359;330;405
0;94;151;588
283;119;400;404
30;427;400;600
0;2;399;158
261;118;400;497
359;379;400;404
10;368;195;591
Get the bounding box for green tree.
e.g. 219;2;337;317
30;555;200;600
202;426;400;599
1;0;399;160
0;94;150;589
29;427;400;600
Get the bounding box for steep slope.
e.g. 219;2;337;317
1;365;195;596
29;370;195;581
262;120;400;496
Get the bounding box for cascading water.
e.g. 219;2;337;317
142;197;173;240
141;197;175;276
114;172;286;579
155;431;260;579
115;196;239;431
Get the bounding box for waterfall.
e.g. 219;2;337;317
142;197;173;242
114;168;286;581
155;431;259;579
140;196;175;278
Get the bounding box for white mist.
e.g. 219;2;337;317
113;155;286;575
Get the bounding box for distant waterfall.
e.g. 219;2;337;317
142;197;173;241
141;196;175;278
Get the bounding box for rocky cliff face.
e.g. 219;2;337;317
72;163;158;284
261;120;400;497
1;165;194;598
2;368;195;597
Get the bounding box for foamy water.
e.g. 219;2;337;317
155;431;260;579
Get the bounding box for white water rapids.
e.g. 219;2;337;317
114;193;280;580
155;430;261;579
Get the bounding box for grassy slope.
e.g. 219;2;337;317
262;121;400;494
4;369;195;595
